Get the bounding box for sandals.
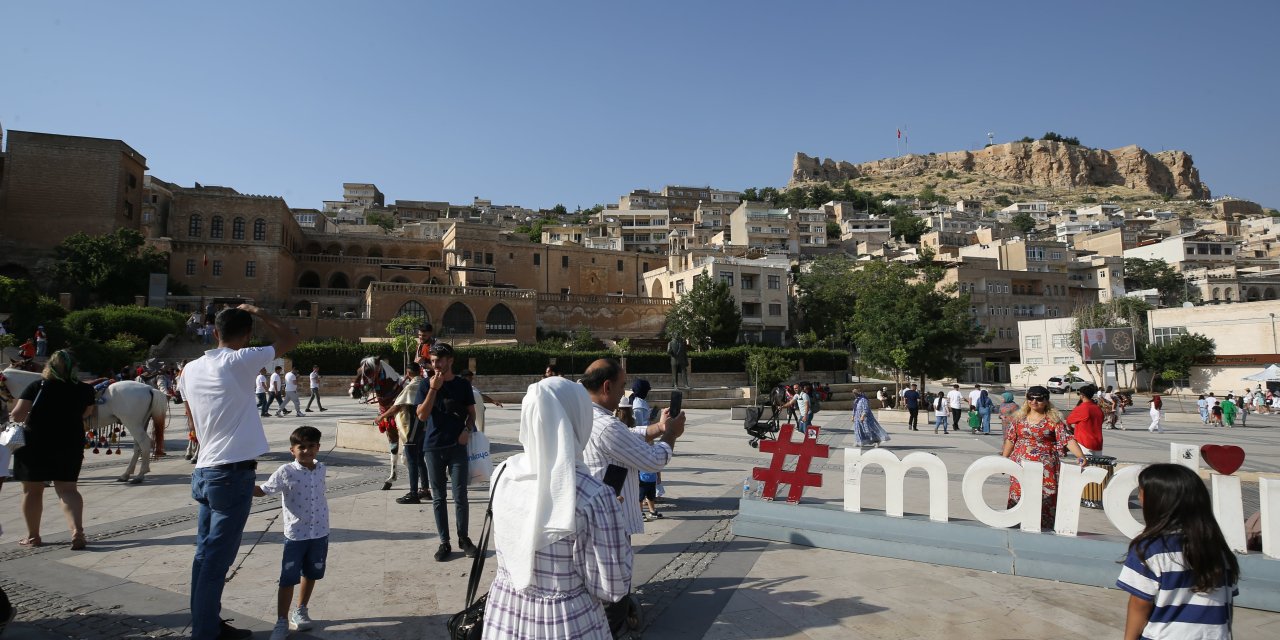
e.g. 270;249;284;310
71;532;87;551
18;536;42;547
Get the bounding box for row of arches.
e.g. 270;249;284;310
189;215;267;241
297;271;441;289
396;301;516;336
300;241;442;261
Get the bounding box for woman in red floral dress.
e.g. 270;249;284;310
1000;385;1087;529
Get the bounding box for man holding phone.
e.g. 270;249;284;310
580;358;685;535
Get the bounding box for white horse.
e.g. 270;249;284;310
0;369;168;484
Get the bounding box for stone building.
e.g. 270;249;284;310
0;130;148;274
644;251;791;345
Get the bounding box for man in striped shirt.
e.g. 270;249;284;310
581;358;686;535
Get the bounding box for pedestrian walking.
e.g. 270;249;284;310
271;366;290;417
934;391;949;433
1148;395;1164;433
178;304;298;640
1221;395;1238;428
976;388;995;435
33;326;47;358
284;366;302;416
255;368;270;417
305;364;326;412
851;389;890;447
257;426;329;640
903;383;921;431
946;384;965;432
1196;394;1209;424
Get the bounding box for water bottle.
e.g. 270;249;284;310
756;480;765;498
742;477;752;500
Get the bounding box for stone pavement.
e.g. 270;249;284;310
1;392;1277;639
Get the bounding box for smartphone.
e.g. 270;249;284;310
603;464;627;497
668;390;683;419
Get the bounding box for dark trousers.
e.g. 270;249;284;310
405;429;429;495
907;407;919;430
306;388;324;410
256;392;269;416
425;444;469;543
951;408;963;431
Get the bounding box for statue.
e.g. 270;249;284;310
667;335;689;389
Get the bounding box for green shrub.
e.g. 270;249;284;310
64;306;185;346
746;350;796;393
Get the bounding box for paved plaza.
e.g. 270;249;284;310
2;392;1278;639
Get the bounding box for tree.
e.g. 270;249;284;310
747;350;795;395
826;220;841;239
794;255;858;342
366;211;396;231
664;270;742;350
551;204;568;216
1123;258;1197;307
53;229;169;306
386;314;420;370
993;195;1013;207
1018;364;1039;389
808;184;835;207
741;187;760;202
890;210;929;243
1010;212;1036;234
1142;333;1215;391
848;261;985;385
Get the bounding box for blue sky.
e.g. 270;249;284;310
4;1;1277;209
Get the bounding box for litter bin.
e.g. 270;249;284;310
1081;454;1116;509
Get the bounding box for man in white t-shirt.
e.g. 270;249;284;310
946;384;965;433
305;365;326;412
255;368;270;417
968;384;984;411
178;304;298;640
284;367;302;416
270;366;288;417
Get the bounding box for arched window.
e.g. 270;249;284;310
210;216;224;239
189;214;202;237
398;300;428;322
297;271;321;288
232;217;245;240
327;272;350;289
442;302;475;335
253;218;267;241
485;304;516;335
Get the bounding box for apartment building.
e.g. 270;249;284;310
942;257;1093;382
646;253;791;345
958;237;1073;273
725;203;828;255
597;208;670;253
1123;231;1240;272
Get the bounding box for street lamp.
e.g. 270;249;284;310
1271;313;1277;355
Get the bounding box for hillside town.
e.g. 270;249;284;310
2;128;1276;392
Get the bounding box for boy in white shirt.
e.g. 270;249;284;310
256;426;329;639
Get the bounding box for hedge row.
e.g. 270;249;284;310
64;306;186;346
286;340;849;377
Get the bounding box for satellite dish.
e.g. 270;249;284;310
1182;301;1194;308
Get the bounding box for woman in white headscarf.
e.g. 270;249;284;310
483;377;633;639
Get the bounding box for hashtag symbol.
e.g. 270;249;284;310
752;423;829;503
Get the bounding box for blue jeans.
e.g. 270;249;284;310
190;466;256;640
979;409;992;434
256;392;269;416
425;444;469;543
35;339;47;357
935;414;948;432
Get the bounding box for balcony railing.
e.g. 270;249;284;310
298;254;445;268
536;292;673;306
292;288;363;298
368;282;538;300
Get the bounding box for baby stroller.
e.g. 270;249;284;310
745;386;786;448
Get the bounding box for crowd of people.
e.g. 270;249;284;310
0;311;1251;639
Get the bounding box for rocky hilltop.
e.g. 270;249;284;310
791;140;1210;200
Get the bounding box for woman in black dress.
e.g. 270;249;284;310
9;350;95;549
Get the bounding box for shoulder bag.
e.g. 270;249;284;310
1;380;44;453
446;462;508;640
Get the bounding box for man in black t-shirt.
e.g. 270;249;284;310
903;383;921;431
414;342;476;562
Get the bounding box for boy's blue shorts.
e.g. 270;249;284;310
280;535;328;586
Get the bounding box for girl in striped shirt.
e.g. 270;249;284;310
1117;464;1239;640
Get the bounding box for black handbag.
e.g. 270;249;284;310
447;463;506;640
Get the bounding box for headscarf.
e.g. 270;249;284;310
492;376;595;590
1001;391;1015;403
42;350;77;384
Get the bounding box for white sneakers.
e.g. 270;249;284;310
270;606;314;639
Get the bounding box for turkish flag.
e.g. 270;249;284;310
897;129;901;139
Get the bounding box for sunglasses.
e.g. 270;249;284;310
1026;395;1049;402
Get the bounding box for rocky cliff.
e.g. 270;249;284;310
791;141;1210;199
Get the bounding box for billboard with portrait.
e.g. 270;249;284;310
1080;327;1136;362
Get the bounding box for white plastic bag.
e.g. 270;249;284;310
466;430;492;486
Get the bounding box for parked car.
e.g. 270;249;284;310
1046;375;1090;394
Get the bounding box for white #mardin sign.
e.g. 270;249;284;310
844;448;1279;559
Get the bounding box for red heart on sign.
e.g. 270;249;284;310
1200;445;1245;476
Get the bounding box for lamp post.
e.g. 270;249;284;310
1271;313;1277;355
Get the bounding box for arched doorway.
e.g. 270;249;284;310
485;304;516;335
305;242;322;254
356;276;376;291
297;271;321;288
328;272;351;289
426;249;442;261
1266;288;1277;301
325;243;342;255
368;247;383;258
1248;287;1261;302
650;280;664;298
346;245;364;257
442;302;475;335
